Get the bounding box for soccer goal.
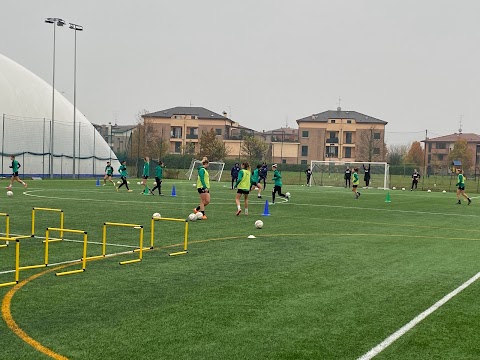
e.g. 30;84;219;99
186;159;225;182
309;160;390;189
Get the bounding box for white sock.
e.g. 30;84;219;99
237;205;241;210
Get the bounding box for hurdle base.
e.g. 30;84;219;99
19;264;47;271
56;269;85;276
0;281;18;288
133;247;154;253
42;238;63;243
169;251;188;256
119;259;141;265
84;255;105;261
0;244;8;248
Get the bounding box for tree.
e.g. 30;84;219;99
447;140;473;171
242;135;268;162
130;110;169;160
404;141;425;166
198;128;229;161
356;126;387;162
387;144;409;165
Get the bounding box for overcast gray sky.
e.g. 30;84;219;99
2;0;480;145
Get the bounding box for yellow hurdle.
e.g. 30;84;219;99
0;213;10;248
150;217;189;256
31;207;64;241
0;235;32;287
86;222;144;265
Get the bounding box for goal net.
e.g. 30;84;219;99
186;159;225;182
309;160;390;189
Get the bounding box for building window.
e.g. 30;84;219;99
171;127;182;139
330;119;336;124
174;142;182;153
301;146;308;156
215;128;222;136
282;159;287;164
373;132;381;140
346;120;352;124
302;130;309;138
301;160;307;165
428;143;432;151
438;154;444;161
436;142;446;149
187;127;198;139
345;132;353;144
373;147;380;155
344;147;352;158
326;146;338;158
327;131;339;143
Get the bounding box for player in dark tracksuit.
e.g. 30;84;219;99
344;167;351;188
363;164;371;187
411;169;420;191
150;161;165;195
230;163;240;190
259;162;268;189
305;167;312;186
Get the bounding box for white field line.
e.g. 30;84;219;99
357;271;480;360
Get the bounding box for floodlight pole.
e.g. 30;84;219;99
69;23;83;179
45;17;66;179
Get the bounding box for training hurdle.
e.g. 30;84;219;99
87;222;144;265
32;207;64;241
0;235;32;287
0;213;10;248
150;217;189;256
46;228;88;276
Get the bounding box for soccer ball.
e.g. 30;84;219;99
6;190;13;197
427;189;432;193
392;187;396;190
152;212;161;219
153;181;157;186
192;183;196;187
195;212;204;220
255;220;263;229
442;190;447;193
402;187;405;191
137;182;141;185
188;213;197;221
285;192;291;198
127;181;131;184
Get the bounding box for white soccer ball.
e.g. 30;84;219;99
196;212;204;220
442;190;447;193
188;213;197;221
117;180;121;184
255;220;263;229
402;187;405;191
6;190;13;197
392;187;396;190
427;189;432;193
153;181;157;186
137;182;141;185
127;181;131;184
192;183;196;187
152;212;161;219
285;192;291;198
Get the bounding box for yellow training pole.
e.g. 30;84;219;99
60;211;64;239
0;213;10;247
15;240;20;283
45;228;50;265
150;218;155;249
31;208;35;236
102;223;107;256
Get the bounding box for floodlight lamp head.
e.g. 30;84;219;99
69;23;84;31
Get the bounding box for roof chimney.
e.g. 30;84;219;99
337;106;341;112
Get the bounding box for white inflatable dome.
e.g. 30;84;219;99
0;53;119;177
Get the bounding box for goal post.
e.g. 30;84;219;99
309;160;390;189
186;159;225;182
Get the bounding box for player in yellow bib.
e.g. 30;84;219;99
234;162;251;216
193;157;210;219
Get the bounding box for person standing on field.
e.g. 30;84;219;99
141;156;150;193
259;162;268;189
193;157;210;219
230;163;240;190
235;162;251;215
117;160;133;192
363;164;371;187
411;169;420;191
456;169;472;205
344;167;351;188
150;161;165;196
103;161;115;186
305;166;312;186
7;155;27;189
352;167;361;199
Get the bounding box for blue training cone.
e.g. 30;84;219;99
261;200;270;216
171;185;177;197
96;178;101;186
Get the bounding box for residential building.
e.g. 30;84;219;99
93;123;137;158
295;108;388;164
262;127;300;164
423;132;480;173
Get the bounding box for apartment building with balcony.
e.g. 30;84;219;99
295;108;388;164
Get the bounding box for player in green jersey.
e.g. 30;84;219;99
150;161;165;196
235;162;251;215
7;155;27;190
103;161;115;186
250;164;263;198
352;168;361;199
271;164;289;204
141;157;150;194
193;157;210;219
456;169;471;205
117;160;133;192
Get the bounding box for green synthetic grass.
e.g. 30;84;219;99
0;179;479;359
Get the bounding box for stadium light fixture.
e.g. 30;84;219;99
45;17;66;179
69;23;83;178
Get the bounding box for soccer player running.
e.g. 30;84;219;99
7;155;27;189
235;162;251;215
344;167;351;188
305;166;312;186
259;162;268;189
230;163;240;190
150;161;165;196
193;157;210;219
456;169;472;205
250;164;263;198
103;161;115;186
141;156;150;193
411;169;420;191
352;167;361;199
117;160;133;192
271;164;289;204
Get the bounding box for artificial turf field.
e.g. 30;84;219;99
0;179;479;360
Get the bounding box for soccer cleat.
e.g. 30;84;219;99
457;200;461;204
257;195;262;199
127;190;133;192
6;186;12;190
103;184;106;186
468;198;471;205
159;193;165;196
202;215;208;220
115;187;119;192
236;209;242;216
358;192;361;198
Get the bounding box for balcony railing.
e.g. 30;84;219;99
186;134;198;139
326;137;339;144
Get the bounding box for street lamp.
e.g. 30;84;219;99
45;17;66;179
69;22;83;179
